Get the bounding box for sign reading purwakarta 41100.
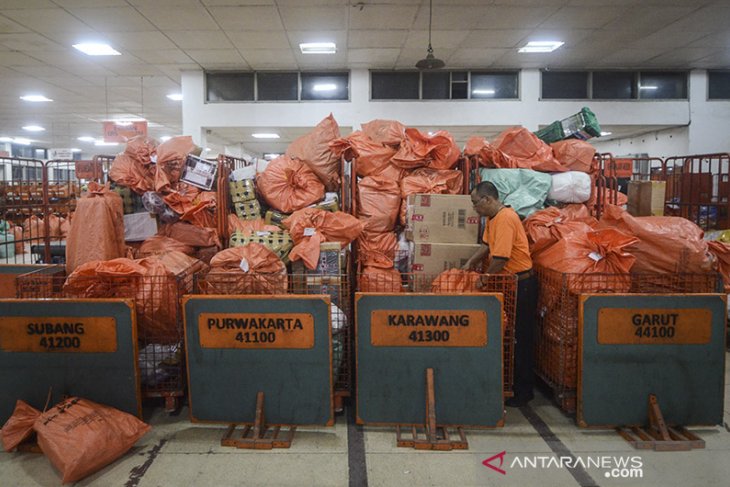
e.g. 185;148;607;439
370;310;487;347
198;313;315;349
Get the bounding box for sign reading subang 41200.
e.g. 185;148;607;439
198;313;315;349
0;317;118;352
370;310;487;347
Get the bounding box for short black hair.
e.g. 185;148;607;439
473;181;500;200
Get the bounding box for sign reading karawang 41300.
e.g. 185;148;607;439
370;309;487;347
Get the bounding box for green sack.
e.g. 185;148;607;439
480;168;552;218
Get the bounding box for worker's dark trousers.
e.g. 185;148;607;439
513;274;537;401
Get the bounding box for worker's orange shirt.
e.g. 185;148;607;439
483;206;533;274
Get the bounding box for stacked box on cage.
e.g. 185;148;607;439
229;229;293;262
535;267;721;413
229;179;261;220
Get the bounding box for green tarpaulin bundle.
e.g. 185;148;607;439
534;107;602;144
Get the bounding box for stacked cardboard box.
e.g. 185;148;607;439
627;181;666;216
405;194;481;290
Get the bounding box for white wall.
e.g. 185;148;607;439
182;68;727;157
591;126;690;159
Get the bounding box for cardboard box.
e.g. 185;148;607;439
628;181;666;216
123;212;158;242
405;194;480;244
410;242;481;291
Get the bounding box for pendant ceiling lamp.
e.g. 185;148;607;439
415;0;445;70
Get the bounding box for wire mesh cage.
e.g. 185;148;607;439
355;271;518;396
195;271;354;402
16;260;204;409
535;266;721;413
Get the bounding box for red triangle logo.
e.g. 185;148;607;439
482;450;507;475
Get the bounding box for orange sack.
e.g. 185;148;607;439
34;397;150;485
523;205;597;255
256;155;325;214
431;269;483;293
534;228;638;292
287;113;342;191
708;241;730;292
357;231;398;268
65;182;126;273
139;235;195;257
159;222;221;249
399;168;463;224
155;136;197;193
329;131;399;178
206;243;287;295
283;208;363;270
227;215;280;236
361;119;406;147
109;135;157;194
391;128;459;171
596;204;713;274
551;139;596;173
2;400;40;452
359;266;403;293
467;128;566;173
357;176;401;233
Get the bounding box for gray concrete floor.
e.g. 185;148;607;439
3;354;730;487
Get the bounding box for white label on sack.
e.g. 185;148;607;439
588;252;604;262
303;227;316;237
239;258;250;273
256;231;271;237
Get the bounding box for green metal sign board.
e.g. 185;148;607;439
183;295;333;425
355;293;504;427
578;294;726;427
0;264;61;298
0;299;141;422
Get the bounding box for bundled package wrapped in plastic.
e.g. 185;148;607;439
286;113;341;191
283;208;363;270
534;228;638;292
357;175;401;233
65;182;126;273
480;168;552;218
548;171;592;203
206;243;287;295
34;397;150;484
597;204;714;274
256;155;325;213
229;230;293;262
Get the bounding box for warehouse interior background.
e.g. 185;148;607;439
0;0;728;161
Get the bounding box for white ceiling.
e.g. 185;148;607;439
0;0;727;155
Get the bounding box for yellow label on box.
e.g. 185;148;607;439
370;310;487;347
0;317;118;352
198;313;315;349
597;308;712;345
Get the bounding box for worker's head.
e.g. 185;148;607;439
470;181;502;218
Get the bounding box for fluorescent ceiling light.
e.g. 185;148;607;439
639;85;658;90
13;138;32;145
20;95;53;102
472;89;496;95
22;125;45;132
160;136;172;142
264;153;280;160
518;41;564;53
312;83;337;92
71;148;82;152
252;133;280;139
600;131;613;136
299;42;336;54
0;137;13;142
94;140;119;146
73;43;121;56
77;136;96;142
167;93;183;101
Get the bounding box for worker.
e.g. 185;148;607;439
463;181;537;407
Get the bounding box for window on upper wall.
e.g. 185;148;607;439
206;72;255;101
638;72;687;99
257;72;298;101
471;72;519;99
593;71;635;99
371;70;518;100
371;72;420;99
708;71;730;100
301;72;349;101
541;71;589;99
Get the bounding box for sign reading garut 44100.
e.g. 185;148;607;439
597;308;712;345
0;317;118;353
198;313;315;349
370;310;487;347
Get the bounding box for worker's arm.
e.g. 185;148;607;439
485;256;508;274
462;244;489;270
